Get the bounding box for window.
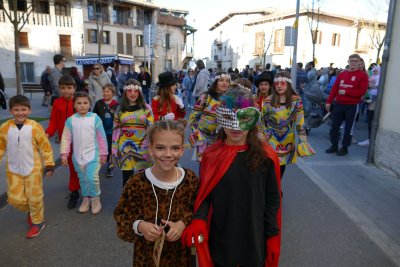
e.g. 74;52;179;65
332;33;340;46
113;5;132;26
19;32;29;48
102;31;110;44
166;60;172;70
8;0;26;11
255;32;265;56
273;29;284;53
312;30;323;44
126;33;133;55
55;2;70;16
20;62;35;82
117;32;124;54
165;33;170;49
87;29;110;44
88;1;109;22
35;1;49;14
136;34;143;47
59;35;72;58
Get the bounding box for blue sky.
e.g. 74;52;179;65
153;0;389;58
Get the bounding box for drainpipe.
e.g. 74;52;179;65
367;0;396;164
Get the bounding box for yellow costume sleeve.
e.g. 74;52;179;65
34;122;55;167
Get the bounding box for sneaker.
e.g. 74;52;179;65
336;147;348;156
67;191;80;209
106;168;113;178
27;213;32;227
357;139;370;146
78;197;91;213
26;223;45;239
91;197;102;215
325;145;338;154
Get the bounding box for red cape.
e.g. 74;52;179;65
194;140;282;267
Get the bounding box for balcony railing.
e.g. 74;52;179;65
55;15;73;27
0;10;6;23
32;13;51;26
1;10;72;28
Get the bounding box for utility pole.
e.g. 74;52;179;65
290;0;301;92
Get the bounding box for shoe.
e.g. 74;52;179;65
27;213;32;227
336;147;348;156
67;191;80;209
351;137;358;144
325;145;338;154
357;139;370;146
91;197;102;215
78;197;91;213
26;223;45;239
106;169;113;178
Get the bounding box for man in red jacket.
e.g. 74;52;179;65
325;54;369;156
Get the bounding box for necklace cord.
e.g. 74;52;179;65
151;167;180;230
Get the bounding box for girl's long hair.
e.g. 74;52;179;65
156;85;174;112
270;71;297;109
218;126;270;173
120;79;147;112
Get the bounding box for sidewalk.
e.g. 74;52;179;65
300;122;400;266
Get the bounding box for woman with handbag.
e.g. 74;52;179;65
262;71;315;178
188;72;231;162
112;79;154;186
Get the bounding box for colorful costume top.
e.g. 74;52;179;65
114;168;199;267
262;95;306;165
151;95;186;121
188;93;222;161
112;105;154;171
60;112;108;165
46;97;75;137
0;119;54;175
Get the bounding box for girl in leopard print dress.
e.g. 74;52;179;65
114;120;199;266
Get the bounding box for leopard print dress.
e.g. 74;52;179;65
114;168;199;267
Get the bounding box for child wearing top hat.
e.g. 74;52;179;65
152;72;186;121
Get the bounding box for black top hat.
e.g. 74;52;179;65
156;72;178;87
254;71;273;87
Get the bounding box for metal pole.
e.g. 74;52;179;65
290;0;300;92
147;24;151;71
367;0;396;164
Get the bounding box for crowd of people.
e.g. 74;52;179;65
0;51;378;266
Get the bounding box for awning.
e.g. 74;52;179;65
75;55;134;65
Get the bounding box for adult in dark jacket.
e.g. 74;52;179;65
137;65;151;104
40;66;52;106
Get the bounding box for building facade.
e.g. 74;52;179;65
78;0;157;77
0;0;84;86
152;7;195;82
208;11;268;71
209;9;386;71
244;10;386;69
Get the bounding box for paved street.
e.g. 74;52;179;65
1;91;400;266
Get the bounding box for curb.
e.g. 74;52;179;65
0;158;61;209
